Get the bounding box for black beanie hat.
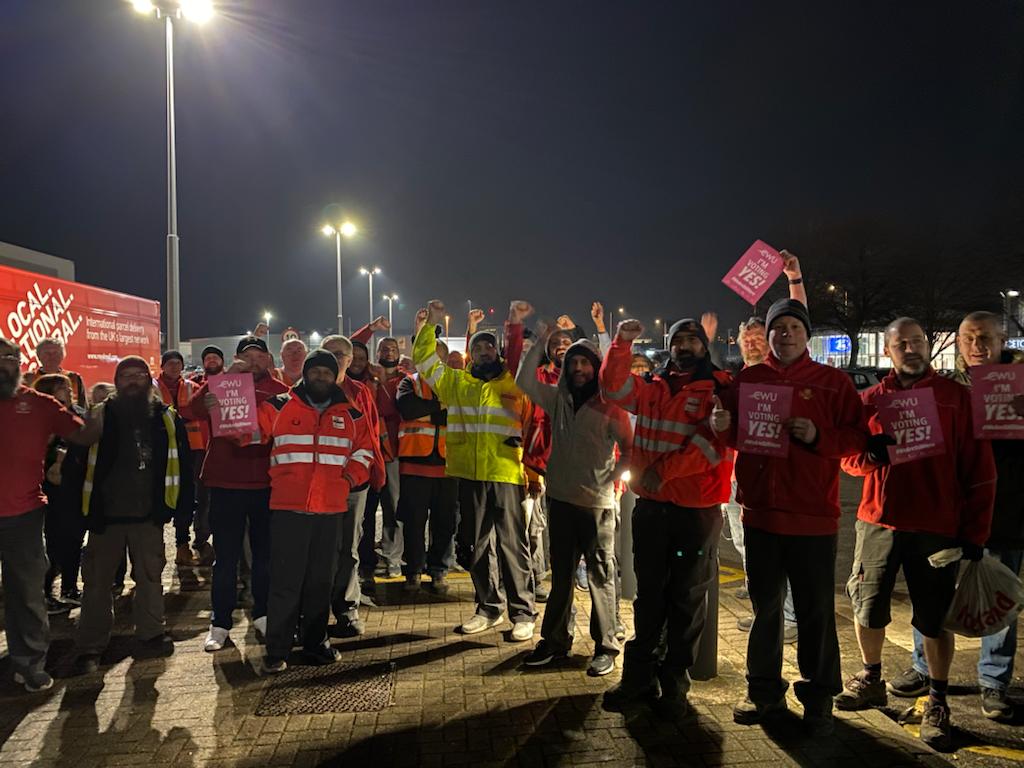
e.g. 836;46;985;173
302;349;339;380
351;339;369;355
468;331;498;353
116;355;151;379
200;345;224;362
563;339;602;372
161;350;184;367
765;298;812;336
666;319;710;351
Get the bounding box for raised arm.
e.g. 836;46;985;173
599;319;645;414
781;250;808;308
515;325;559;415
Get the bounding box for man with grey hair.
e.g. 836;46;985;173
0;336;99;691
24;336;87;407
887;310;1024;723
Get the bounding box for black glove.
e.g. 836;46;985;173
866;433;897;465
960;542;984;562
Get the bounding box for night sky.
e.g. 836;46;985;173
1;1;1022;341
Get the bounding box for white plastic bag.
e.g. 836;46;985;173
944;555;1024;637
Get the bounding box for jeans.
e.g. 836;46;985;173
208;488;271;631
910;548;1023;690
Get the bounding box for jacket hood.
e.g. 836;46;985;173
558;339;602;389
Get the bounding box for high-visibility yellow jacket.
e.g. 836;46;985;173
413;324;529;485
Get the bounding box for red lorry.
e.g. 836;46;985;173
0;264;161;388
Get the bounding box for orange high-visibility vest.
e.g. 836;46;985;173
155;376;205;451
398;375;446;461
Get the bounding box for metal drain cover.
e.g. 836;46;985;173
256;662;396;716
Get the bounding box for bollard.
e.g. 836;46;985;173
617;490;637;601
690;551;720;681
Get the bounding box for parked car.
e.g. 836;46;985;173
843;367;881;391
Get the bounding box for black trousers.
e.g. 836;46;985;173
396;473;458;579
44;500;85;595
744;525;841;713
542;499;620;656
266;510;342;660
623;500;721;693
459;480;535;622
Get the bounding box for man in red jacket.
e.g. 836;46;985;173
321;334;385;636
188;335;289;652
258;349;376;673
835;318;995;750
600;317;733;713
712;298;869;735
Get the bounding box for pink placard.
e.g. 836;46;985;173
970;364;1024;440
721;240;784;305
875;387;946;464
737;382;793;457
208;373;258;438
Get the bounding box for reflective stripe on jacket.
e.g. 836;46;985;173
600;337;732;507
156;376;205;451
258;384;375;513
413;324;528;485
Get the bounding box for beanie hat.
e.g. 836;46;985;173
666;319;710;352
562;339;601;373
765;298;812;336
161;350;184;367
351;339;369;355
468;331;498;353
116;356;151;379
200;345;224;362
302;349;339;380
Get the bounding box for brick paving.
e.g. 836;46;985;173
0;522;982;768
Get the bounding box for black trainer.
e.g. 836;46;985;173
887;666;930;698
587;653;615;677
524;640;568;667
733;696;787;724
602;680;660;711
303;645;341;666
981;687;1014;722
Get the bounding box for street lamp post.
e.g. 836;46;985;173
383;294;398;331
321;220;357;335
128;0;213;352
359;266;382;355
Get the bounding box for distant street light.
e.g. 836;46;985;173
383;293;399;331
262;311;272;336
445;315;451;339
127;0;214;352
309;330;322;345
359;266;382;355
321;219;358;339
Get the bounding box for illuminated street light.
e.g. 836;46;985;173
321;218;359;338
359;267;382;356
126;0;215;351
383;293;399;330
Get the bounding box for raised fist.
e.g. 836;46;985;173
616;319;644;343
414;308;429;333
369;315;390;333
467;308;485;334
508;301;534;325
556;314;575;330
701;312;719;343
591;302;606;333
427;300;446;326
781;250;801;278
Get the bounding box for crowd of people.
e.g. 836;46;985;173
1;251;1021;754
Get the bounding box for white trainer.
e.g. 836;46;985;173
253;616;267;638
204;627;229;652
460;613;504;635
510;621;536;642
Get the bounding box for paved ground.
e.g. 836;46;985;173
0;475;1020;767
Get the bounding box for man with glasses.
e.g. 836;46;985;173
321;335;385;637
0;337;101;691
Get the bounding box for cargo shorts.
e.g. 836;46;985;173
847;519;960;638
